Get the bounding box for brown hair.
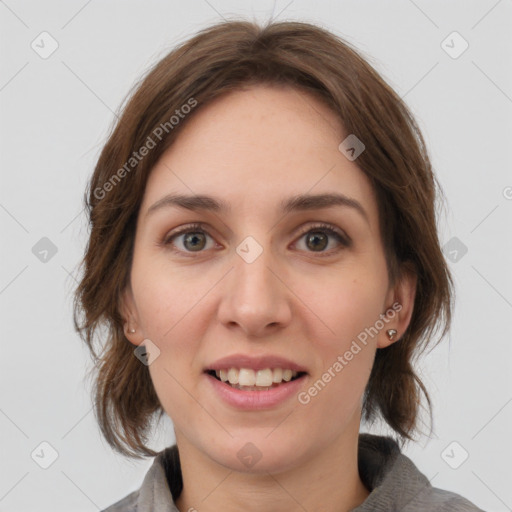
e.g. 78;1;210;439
74;19;453;459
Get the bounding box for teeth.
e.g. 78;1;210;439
230;385;273;391
214;368;300;387
227;368;239;384
272;368;283;383
239;368;256;386
255;369;273;387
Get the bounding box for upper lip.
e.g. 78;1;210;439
205;354;308;373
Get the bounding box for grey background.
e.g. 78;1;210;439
1;0;511;510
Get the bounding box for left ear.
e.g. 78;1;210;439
378;262;417;349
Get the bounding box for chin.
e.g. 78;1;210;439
205;435;309;475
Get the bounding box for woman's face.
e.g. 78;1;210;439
123;85;415;473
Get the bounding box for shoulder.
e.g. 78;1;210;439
387;452;485;512
413;484;486;512
355;434;485;512
99;444;179;512
101;489;139;512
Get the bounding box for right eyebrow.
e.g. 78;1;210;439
145;193;230;218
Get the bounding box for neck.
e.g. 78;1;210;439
174;425;370;512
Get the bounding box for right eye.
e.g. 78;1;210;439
162;223;218;254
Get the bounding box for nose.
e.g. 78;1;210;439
217;242;292;338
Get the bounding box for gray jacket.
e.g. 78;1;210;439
102;433;485;511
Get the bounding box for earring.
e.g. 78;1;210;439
129;328;136;333
386;329;398;341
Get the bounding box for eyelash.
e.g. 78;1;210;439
161;222;350;257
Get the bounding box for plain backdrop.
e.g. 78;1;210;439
1;1;511;511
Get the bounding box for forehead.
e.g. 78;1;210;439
140;85;378;227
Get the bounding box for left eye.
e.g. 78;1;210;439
294;224;349;253
162;222;349;255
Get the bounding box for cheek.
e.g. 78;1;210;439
130;262;207;421
296;264;388;351
137;269;206;431
292;264;386;407
131;254;207;339
293;276;383;433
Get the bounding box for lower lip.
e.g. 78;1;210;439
205;373;307;410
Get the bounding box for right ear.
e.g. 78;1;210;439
119;285;142;346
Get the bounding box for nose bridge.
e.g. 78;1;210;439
217;233;291;335
233;237;279;308
235;240;275;296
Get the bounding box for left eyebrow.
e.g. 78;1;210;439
279;193;369;224
145;192;369;224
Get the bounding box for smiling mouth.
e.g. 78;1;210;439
206;368;307;391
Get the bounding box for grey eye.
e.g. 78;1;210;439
181;232;208;251
305;231;329;251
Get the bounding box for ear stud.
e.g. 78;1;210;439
386;329;398;341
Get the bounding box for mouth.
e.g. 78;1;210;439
205;368;307;391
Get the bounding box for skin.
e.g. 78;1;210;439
122;84;416;512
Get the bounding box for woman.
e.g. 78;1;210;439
74;19;484;511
